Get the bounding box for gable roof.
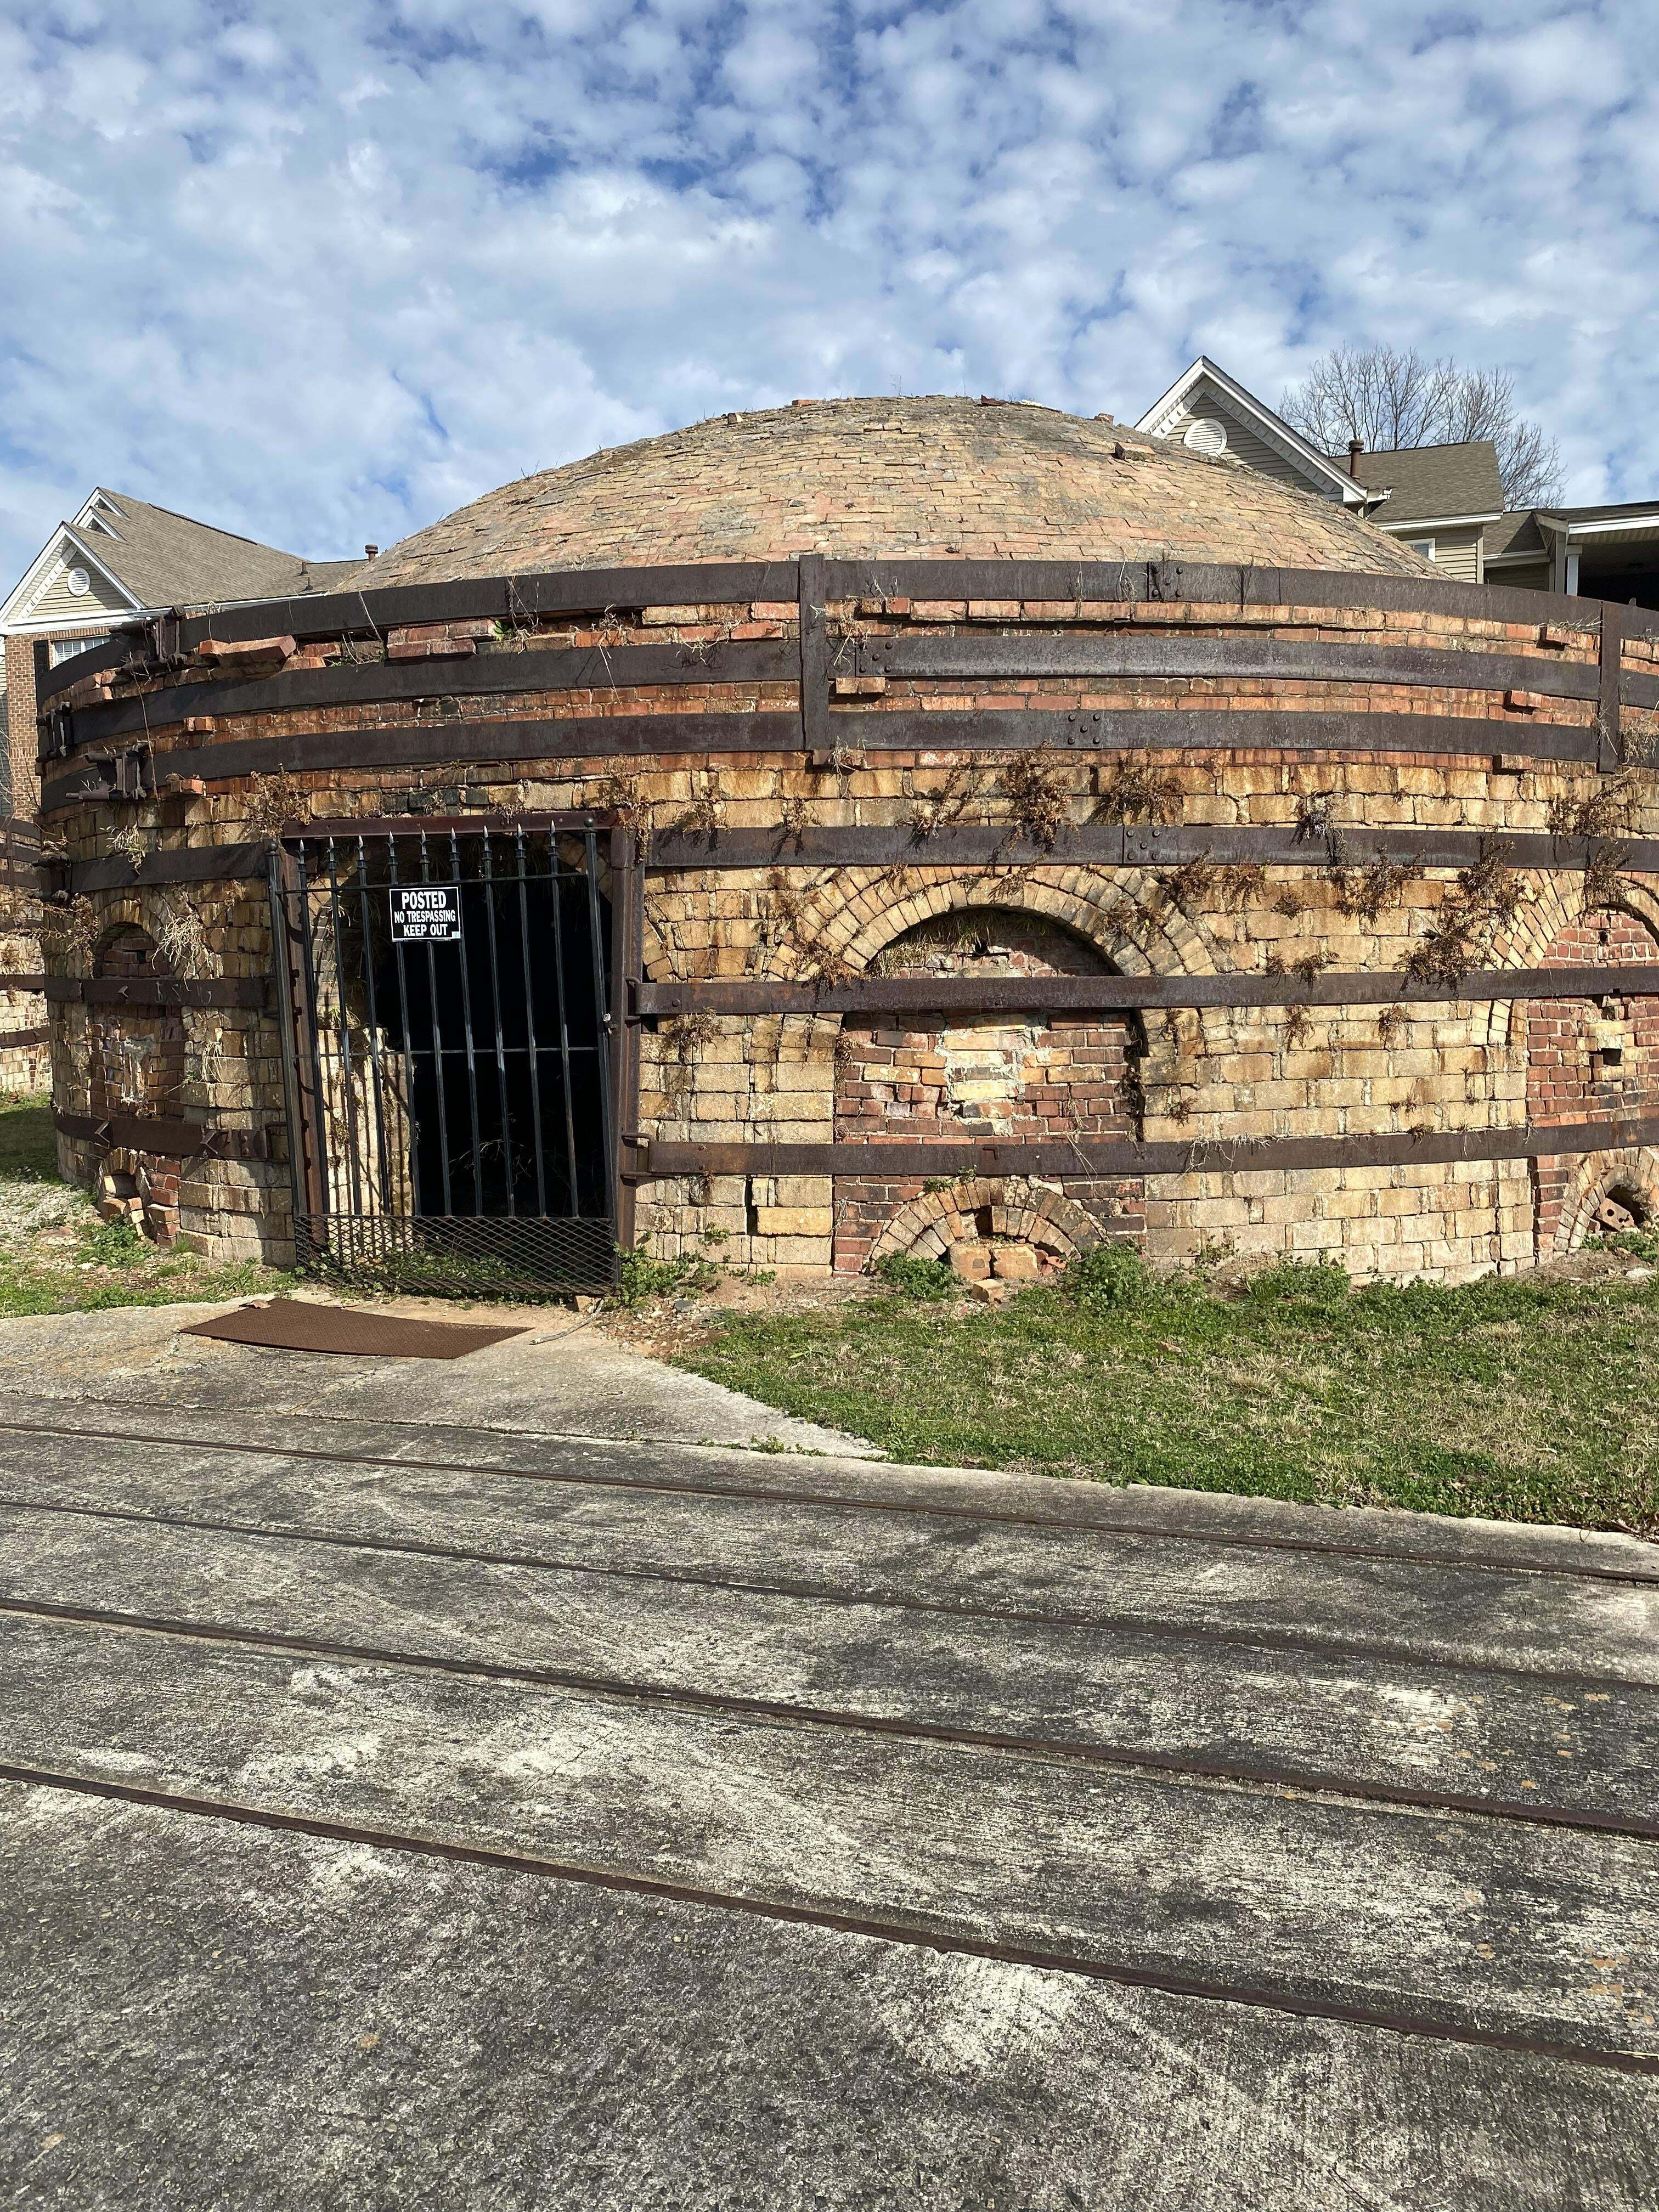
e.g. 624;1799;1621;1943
69;490;359;605
1132;357;1369;506
1342;442;1504;526
2;489;365;634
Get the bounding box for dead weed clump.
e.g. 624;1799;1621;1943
1402;845;1522;989
1095;759;1182;825
1002;749;1069;849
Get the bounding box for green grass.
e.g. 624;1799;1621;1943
0;1093;291;1318
0;1098;59;1183
676;1250;1659;1534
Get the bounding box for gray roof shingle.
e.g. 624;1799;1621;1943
76;490;364;609
1341;442;1505;524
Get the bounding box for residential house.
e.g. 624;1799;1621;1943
0;489;366;810
1132;357;1659;607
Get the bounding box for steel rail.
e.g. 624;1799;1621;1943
3;1758;1654;2076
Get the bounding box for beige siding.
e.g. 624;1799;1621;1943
1390;523;1485;583
1487;560;1551;593
1158;396;1338;496
27;561;131;625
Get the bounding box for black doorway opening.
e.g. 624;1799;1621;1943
275;819;623;1296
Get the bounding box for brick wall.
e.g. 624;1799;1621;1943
1528;907;1659;1249
35;588;1659;1283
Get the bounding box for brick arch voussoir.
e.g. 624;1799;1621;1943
1492;879;1659;1052
867;1178;1110;1268
1548;1146;1659;1255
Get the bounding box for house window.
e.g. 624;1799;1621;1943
49;632;110;666
1404;538;1437;561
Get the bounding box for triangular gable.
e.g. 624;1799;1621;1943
1;521;140;632
1135;358;1369;506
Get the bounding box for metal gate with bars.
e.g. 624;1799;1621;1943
272;816;631;1296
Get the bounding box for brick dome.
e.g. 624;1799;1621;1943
358;395;1434;587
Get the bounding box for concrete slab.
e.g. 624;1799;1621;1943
0;1299;877;1455
8;1786;1653;2212
0;1307;1655;2204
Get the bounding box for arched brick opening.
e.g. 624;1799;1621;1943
1527;905;1659;1255
88;924;186;1244
868;1178;1110;1285
832;906;1146;1274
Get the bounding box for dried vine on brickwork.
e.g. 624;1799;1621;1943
661;1012;718;1106
778;797;816;848
906;763;978;842
1402;844;1522;989
766;867;854;983
238;770;312;840
594;771;651;859
1272;884;1309;919
674;769;723;838
1581;843;1630;917
1283;1005;1313;1050
1547;768;1644;840
1376;1003;1407;1046
1291;950;1330;985
1335;854;1417;926
1094;759;1182;825
37;896;100;972
1002;749;1069;849
150;889;211;979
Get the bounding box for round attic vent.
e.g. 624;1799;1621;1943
65;567;91;596
1183;418;1227;457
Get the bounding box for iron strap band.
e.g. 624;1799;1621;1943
53;1110;277;1162
637;966;1659;1017
49;628;1609;749
36;555;1628;706
51;823;1659;895
36;706;1609;816
629;1112;1659;1184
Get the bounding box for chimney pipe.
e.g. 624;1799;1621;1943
1347;438;1363;478
364;543;379;559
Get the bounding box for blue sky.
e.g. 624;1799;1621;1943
1;0;1654;580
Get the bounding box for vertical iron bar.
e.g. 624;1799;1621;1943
419;830;454;1216
514;823;549;1216
585;825;614;1223
452;826;484;1212
546;827;580;1206
268;847;310;1243
386;833;422;1223
479;830;516;1216
293;841;332;1242
352;836;394;1212
323;837;366;1222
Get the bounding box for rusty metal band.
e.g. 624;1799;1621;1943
37;555;1629;704
52;1108;275;1161
637;966;1659;1018
629;1110;1659;1184
47;821;1659;895
644;822;1659;872
0;973;48;992
40;975;270;1009
37;707;1604;813
0;1028;50;1050
48;627;1608;755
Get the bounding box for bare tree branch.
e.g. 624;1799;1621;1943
1279;344;1564;508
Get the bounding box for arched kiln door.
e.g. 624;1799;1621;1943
273;817;634;1296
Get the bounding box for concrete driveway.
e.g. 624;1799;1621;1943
0;1300;1655;2209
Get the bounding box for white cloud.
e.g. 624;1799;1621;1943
1;0;1654;583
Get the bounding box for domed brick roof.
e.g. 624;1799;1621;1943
359;396;1435;587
